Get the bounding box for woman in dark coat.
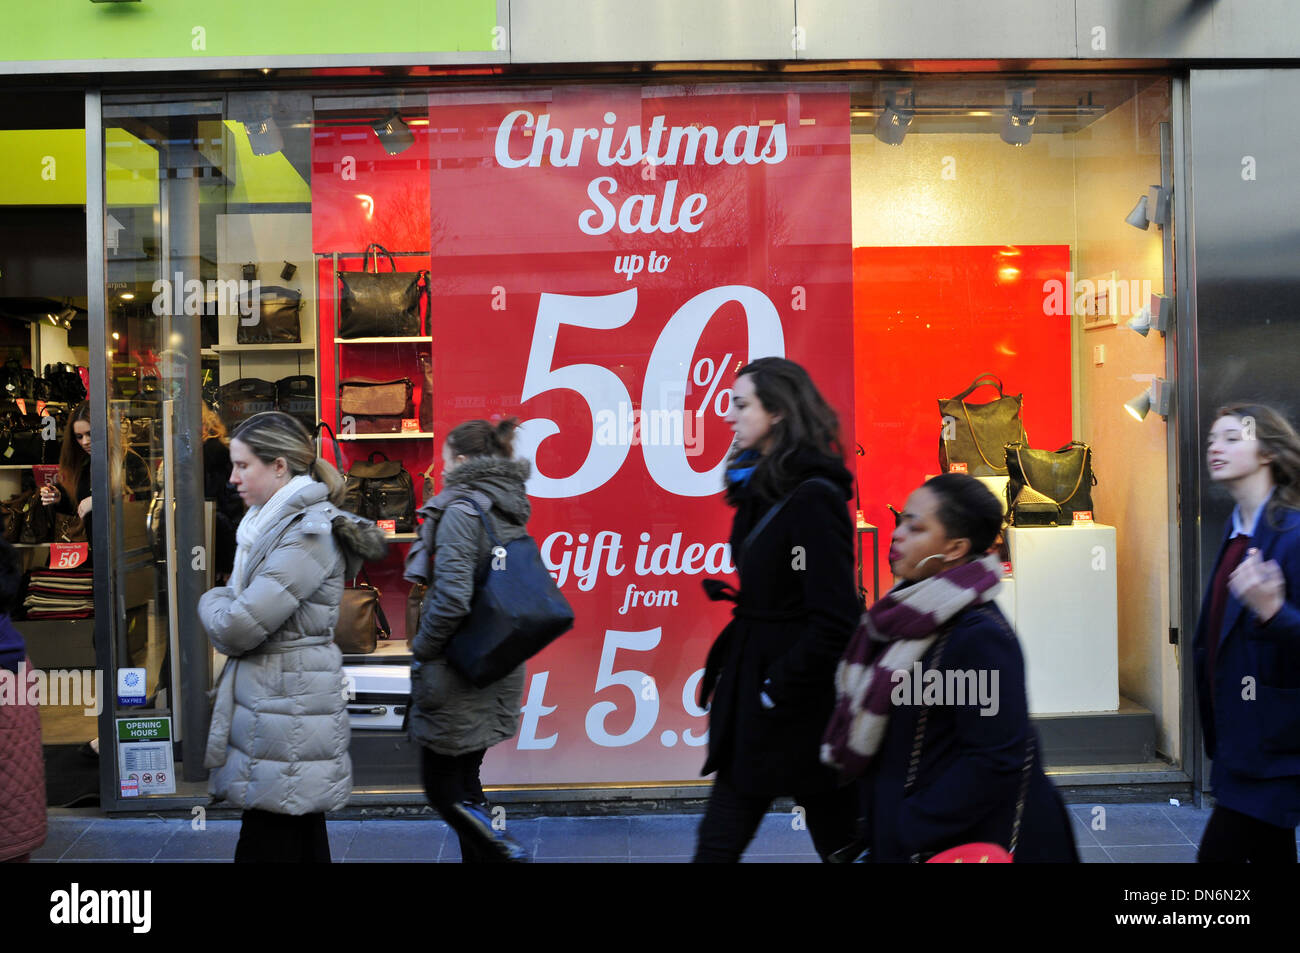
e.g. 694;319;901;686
1194;403;1300;862
693;357;861;862
822;474;1077;862
404;418;532;863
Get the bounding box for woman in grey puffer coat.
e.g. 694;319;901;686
199;412;385;863
404;417;531;862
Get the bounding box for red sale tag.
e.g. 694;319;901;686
1002;560;1014;577
948;462;968;474
33;464;59;487
378;519;397;535
401;418;420;433
14;398;26;415
49;543;89;569
1072;510;1094;525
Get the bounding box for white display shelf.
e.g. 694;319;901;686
337;432;433;441
0;464;38;470
334;336;431;344
211;343;315;352
384;533;418;542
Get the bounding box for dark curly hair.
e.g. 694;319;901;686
922;473;1005;558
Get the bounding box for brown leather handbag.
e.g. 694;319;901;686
937;373;1027;476
335;577;390;655
54;512;86;543
405;582;427;643
339;378;414;434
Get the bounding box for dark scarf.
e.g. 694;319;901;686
820;552;1003;779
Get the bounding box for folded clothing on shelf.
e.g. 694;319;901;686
23;568;95;620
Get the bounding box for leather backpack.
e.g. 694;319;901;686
343;451;416;533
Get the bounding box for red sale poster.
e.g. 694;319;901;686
424;85;854;784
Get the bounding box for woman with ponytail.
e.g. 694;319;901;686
404;417;532;862
198;411;386;862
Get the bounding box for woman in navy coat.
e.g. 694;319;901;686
823;474;1077;862
1194;402;1300;862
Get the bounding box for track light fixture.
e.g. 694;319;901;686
373;112;415;155
1001;92;1036;146
244;117;284;157
1126;186;1171;230
874;91;914;146
1124;378;1173;421
1125;293;1172;337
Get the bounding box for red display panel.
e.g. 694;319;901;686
852;244;1073;581
416;86;856;783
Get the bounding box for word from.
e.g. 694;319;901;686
0;663;102;716
613;250;672;279
151;275;259;320
540;529;734;591
592;403;704;455
618;583;680;615
50;884;151;934
890;663;1000;717
1041;273;1154;318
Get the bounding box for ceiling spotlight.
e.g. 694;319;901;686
373;112;415;155
244;117;284;156
1147;185;1171;227
1126;293;1172;336
1001;92;1036;146
1124;378;1173;421
1125;195;1150;229
874;92;914;146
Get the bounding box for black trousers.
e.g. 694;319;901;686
419;747;490;863
234;809;331;863
694;773;858;862
1198;805;1297;863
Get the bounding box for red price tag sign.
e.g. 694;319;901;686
377;519;397;535
1072;510;1094;525
49;543;89;569
948;462;968;474
401;418;420;433
33;464;59;487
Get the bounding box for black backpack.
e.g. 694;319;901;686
343;451;416;534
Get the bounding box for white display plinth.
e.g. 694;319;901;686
1006;524;1119;714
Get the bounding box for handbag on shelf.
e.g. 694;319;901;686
337;243;427;339
42;363;87;405
17;492;51;545
417;352;433;432
443;497;575;689
406;582;427;643
338;377;414;434
938;373;1027;477
335;574;391;655
342;451;416;533
0;360;35;401
1005;441;1096;526
53;512;86;544
275;374;316;432
217;378;277;430
0;404;45;465
236;285;302;344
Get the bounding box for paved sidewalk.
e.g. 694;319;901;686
29;801;1271;862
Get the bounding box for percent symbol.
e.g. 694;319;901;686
692;352;734;418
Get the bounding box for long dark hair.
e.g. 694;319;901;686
58;400;91;501
725;357;844;505
1214;402;1300;528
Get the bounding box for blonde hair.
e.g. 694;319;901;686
230;411;345;505
202;405;228;444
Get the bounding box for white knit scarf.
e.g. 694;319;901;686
230;474;315;595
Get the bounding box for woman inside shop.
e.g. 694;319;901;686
821;473;1078;862
44;401;93;544
1195;402;1300;863
201;404;242;584
198;411;385;863
405;418;533;863
693;357;861;863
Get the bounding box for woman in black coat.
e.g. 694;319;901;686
822;474;1078;862
693;357;861;862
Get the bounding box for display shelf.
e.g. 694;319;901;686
335;336;431;345
384;533;418;542
0;464;37;470
200;348;218;358
210;343;314;352
12;542;53;549
337;432;434;441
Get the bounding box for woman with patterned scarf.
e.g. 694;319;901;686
822;474;1078;862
